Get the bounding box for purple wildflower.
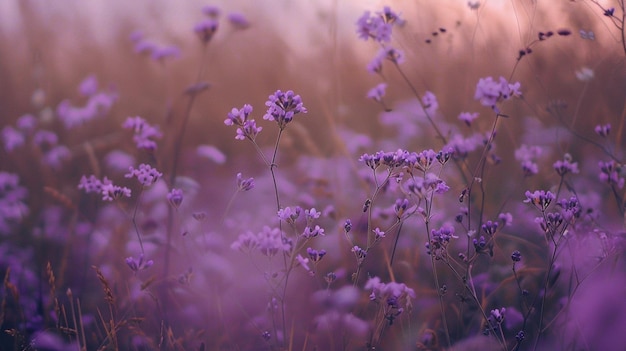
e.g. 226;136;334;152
524;190;555;211
228;12;250;30
194;19;219;43
125;164;163;187
263;90;307;129
125;254;154;273
594;123;611;137
1;126;25;152
598;160;624;188
122;116;162;150
458;112;479;126
236;173;255;191
367;83;387;102
167;188;184;208
553;156;579;176
474;76;521;111
307;247;327;262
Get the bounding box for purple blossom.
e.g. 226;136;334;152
303;225;325;239
125;164;163;187
263;90;308;129
421;91;438;115
1;126;25;152
202;5;221;18
499;212;513;226
373;227;385;240
16;114;37;132
366;83;387;102
194;19;219;43
101;182;131;202
307;247;327;262
515;144;542;177
458;112;479;126
122;116;162;150
594;123;611;137
356;11;392;43
150;45;181;61
0;172;29;235
33;130;58;147
296;254;310;272
57;88;117;129
524;190;555;211
78;74;98;97
225;104;262;140
43;145;70;169
125;254;154;273
167;188;184;208
236;173;254;191
278;206;302;224
231;226;290;257
553;156;579;176
598;160;624;188
228;12;250;30
474;76;521;111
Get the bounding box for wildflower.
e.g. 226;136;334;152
474;76;521;111
1;126;25;152
202;5;220;18
296;254;310;272
122;116;162;150
194;19;219;43
364;276;415;325
167;188;184;208
100;182;131;201
604;7;615;16
79;75;98;97
498;212;513;226
421;91;438;115
236;173;254;191
594;123;610;137
366;83;387;102
511;250;522;262
373;227;385;240
515;144;542;177
307;247;327;262
553;156;579;176
0;172;29;235
344;219;352;233
278;206;302;224
482;220;498;235
426;225;457;259
458;112;479;126
303;225;325;239
598;160;624;188
78;175;104;194
125;254;154;273
356;11;392;43
228;12;250;30
394;198;409;218
16;114;37;132
150;45;181;62
490;307;506;324
125;164;163;187
524;190;555;211
263;90;307;129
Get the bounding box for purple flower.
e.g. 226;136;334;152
598;160;624;188
228;12;250;30
194;19;219;43
511;250;522;262
373;227;386;240
278;206;302;224
122;116;162;150
125;164;163;187
236;173;254;191
307;248;327;262
553;156;579;176
303;225;325;239
458;112;479;126
356;11;392;43
296;254;311;272
594;123;611;137
344;219;352;233
125;254;154;273
422;91;438;115
150;45;181;61
474;76;521;111
515;144;542;177
202;5;221;18
79;74;98;97
604;7;615;16
367;83;387;102
524;190;555;211
263;90;308;129
167;188;184;208
499;212;513;226
0;172;29;235
231;226;290;257
16;114;37;132
101;182;131;201
1;126;25;152
33;130;58;147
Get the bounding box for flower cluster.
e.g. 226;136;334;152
263;90;308;130
356;6;402;43
56;75;118;129
78;175;131;202
365;276;415;325
426;225;457;259
167;188;184;208
598;160;624;189
474;76;521;112
122;116;162;150
231;226;291;257
125;164;163;187
0;172;29;235
524;190;555;211
224;104;263;141
236;173;255;191
125;254;154;273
